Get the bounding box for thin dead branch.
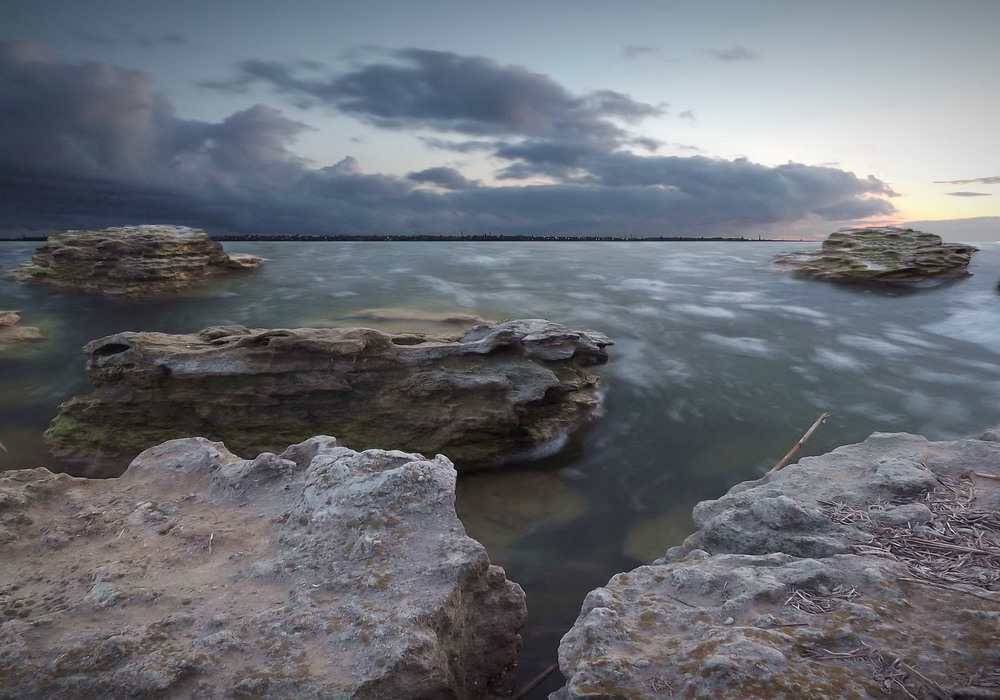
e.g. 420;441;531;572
769;412;830;473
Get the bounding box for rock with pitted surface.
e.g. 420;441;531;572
774;227;978;286
6;225;263;299
0;311;42;353
0;436;526;700
45;319;611;477
553;429;1000;699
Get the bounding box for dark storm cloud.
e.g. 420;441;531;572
407;167;479;190
208;49;663;141
578;153;895;220
944;191;991;197
1;41;897;238
710;46;758;61
934;176;1000;185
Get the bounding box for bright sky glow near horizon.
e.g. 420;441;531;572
2;0;998;239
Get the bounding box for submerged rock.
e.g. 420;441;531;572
774;227;978;286
46;318;611;477
0;436;526;699
6;225;263;299
554;429;1000;699
0;311;42;353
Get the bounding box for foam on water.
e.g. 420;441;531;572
614;278;682;297
672;304;738;319
705;290;765;304
744;304;830;324
415;275;477;307
699;333;776;358
813;347;868;371
923;301;1000;355
835;334;913;357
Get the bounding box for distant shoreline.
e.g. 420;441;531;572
3;234;785;243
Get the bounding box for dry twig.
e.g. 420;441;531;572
769;412;830;473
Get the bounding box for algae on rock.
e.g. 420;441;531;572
45;319;611;477
774;227;978;286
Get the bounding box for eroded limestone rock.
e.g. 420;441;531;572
554;430;1000;699
46;319;611;477
6;225;263;299
0;436;526;699
0;311;42;353
774;227;978;286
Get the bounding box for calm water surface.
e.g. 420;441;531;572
2;240;999;695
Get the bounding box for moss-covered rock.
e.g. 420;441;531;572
6;224;263;299
774;227;978;286
45;319;611;477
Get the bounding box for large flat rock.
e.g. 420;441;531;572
6;225;263;299
774;227;978;286
553;429;1000;699
46;319;611;477
0;436;526;699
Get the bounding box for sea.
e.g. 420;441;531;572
2;239;999;696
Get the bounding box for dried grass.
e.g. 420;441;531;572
788;472;1000;697
819;473;1000;594
784;584;859;613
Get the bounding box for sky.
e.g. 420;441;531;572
1;0;998;239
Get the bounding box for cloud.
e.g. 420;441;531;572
420;137;497;153
0;40;897;238
207;48;664;154
944;191;991;197
622;45;660;59
407;166;479;190
709;46;758;61
934;176;1000;185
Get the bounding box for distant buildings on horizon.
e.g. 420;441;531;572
3;232;777;242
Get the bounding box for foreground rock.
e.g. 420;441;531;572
0;311;42;353
7;225;263;299
47;319;611;477
554;429;1000;699
774;227;978;286
0;436;526;699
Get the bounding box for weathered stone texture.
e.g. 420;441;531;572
0;311;42;353
0;436;526;699
45;319;611;477
775;227;978;285
7;225;262;298
554;430;1000;699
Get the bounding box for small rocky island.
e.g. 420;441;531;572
0;311;42;353
7;225;263;299
554;427;1000;699
0;436;526;699
775;227;978;286
46;319;611;477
